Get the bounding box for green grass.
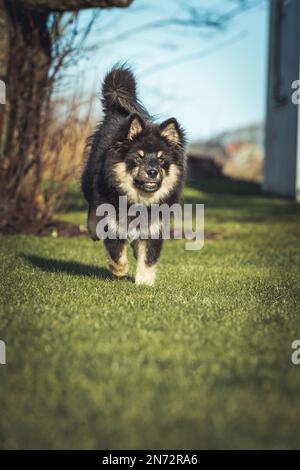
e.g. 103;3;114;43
1;181;300;449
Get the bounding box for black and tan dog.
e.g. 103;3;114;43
81;65;186;285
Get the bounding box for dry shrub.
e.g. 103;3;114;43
38;93;97;225
42;96;95;208
0;93;97;234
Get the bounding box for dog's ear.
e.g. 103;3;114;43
127;114;144;141
160;118;182;145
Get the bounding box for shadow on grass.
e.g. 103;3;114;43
22;254;133;281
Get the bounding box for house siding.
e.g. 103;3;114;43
263;0;300;197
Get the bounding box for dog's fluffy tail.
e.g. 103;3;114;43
102;64;148;117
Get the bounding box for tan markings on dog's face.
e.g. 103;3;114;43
113;162;180;206
132;166;139;178
157;150;165;163
135;241;157;286
153;163;180;201
137;150;145;157
160;122;180;144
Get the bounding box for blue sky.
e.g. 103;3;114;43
64;0;269;142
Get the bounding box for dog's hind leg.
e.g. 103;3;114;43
105;239;129;277
134;239;163;286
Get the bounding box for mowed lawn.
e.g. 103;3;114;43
0;182;300;449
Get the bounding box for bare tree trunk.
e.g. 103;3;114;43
0;0;9;155
2;1;51;200
0;0;133;233
0;1;53;231
0;0;138;233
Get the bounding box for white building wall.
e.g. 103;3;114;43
263;0;300;197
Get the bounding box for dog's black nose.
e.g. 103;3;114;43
147;168;158;178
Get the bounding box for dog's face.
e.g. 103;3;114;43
112;114;185;203
129;147;167;193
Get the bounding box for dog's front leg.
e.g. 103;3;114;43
87;205;99;241
104;239;129;277
134;239;163;286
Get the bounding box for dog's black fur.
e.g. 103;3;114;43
81;65;186;285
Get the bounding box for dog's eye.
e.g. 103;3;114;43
157;151;164;162
136;150;144;161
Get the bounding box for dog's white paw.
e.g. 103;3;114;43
135;267;156;286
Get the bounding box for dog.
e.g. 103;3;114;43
81;65;186;286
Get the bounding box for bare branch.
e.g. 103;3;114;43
16;0;133;12
97;0;265;47
140;32;246;77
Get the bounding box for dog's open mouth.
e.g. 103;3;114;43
143;181;158;191
134;179;160;192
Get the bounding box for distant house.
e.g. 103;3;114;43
187;124;264;183
264;0;300;199
187;142;227;180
